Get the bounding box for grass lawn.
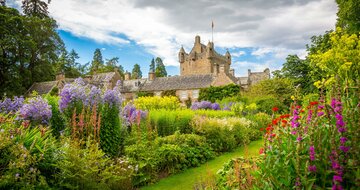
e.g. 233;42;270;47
141;140;263;190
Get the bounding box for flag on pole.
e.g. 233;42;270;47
212;21;214;28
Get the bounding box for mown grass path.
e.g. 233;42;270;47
141;140;263;190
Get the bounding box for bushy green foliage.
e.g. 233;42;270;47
253;95;287;114
100;104;124;156
0;114;58;189
156;132;215;169
45;95;65;138
191;116;254;153
125;133;215;186
301;93;319;107
149;109;236;136
134;96;180;110
54;137;133;190
137;91;154;97
246;78;295;107
199;84;240;102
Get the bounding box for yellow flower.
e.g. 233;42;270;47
291;96;295;100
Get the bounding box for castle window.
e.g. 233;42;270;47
180;90;188;100
192;90;199;99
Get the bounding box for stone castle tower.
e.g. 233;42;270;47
178;35;234;76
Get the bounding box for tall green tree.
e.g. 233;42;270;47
104;57;124;78
149;58;155;72
155;57;167;77
131;64;142;79
0;6;63;97
90;48;104;73
22;0;50;18
336;0;360;34
273;55;314;93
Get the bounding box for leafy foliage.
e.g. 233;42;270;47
134;96;180;110
154;57;167;77
199;84;240;102
131;63;142;79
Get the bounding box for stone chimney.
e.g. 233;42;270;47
248;69;251;77
56;72;65;81
148;72;155;81
230;68;235;76
124;72;131;80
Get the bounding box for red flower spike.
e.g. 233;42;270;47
272;107;279;112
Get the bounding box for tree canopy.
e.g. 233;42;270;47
131;64;142;79
154;57;167;77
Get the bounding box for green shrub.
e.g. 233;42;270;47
191;116;254;153
100;104;125;157
199;84;241;102
45;95;66;138
156;132;215;169
301;93;319;107
137;91;154;97
245;112;272;140
134;96;180;110
149;109;236;137
54;137;133;190
253;95;287;114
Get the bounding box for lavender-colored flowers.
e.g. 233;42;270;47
0;96;24;114
122;104;147;126
87;86;102;107
309;146;315;161
308;165;317;172
18;96;52;125
103;89;122;107
191;101;221;110
59;79;87;112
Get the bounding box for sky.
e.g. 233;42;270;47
8;0;338;77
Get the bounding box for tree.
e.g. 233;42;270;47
0;6;63;97
155;57;167;77
336;0;360;34
309;28;360;90
273;55;314;93
90;48;104;73
131;64;142;79
149;58;155;72
22;0;50;18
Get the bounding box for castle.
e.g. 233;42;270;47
27;35;270;102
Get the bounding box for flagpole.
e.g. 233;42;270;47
212;20;214;43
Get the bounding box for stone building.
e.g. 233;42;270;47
26;70;121;96
26;35;270;101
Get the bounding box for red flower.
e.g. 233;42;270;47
272;119;278;125
259;148;265;154
280;114;290;119
272;107;279;112
260;128;264;131
270;133;276;137
310;101;319;106
281;120;287;123
266;126;273;131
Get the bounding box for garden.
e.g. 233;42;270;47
0;78;272;189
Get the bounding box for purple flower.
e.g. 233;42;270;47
87;86;102;107
103;89;122;107
333;175;342;182
306;110;313;123
0;96;24;114
332;184;343;190
308;165;316;172
339;146;350;153
122;104;147;125
340;137;347;144
59;80;87;112
309;146;315;161
18;96;52;125
297;136;302;142
317;111;324;117
211;103;220;110
223;106;231;111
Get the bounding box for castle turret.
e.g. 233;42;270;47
206;41;214;58
225;50;231;65
179;46;185;63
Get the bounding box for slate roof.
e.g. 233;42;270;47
141;74;215;91
121;79;148;93
91;72;116;83
26;81;58;95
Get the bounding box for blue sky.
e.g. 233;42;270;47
10;0;337;77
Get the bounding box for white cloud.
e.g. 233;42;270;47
231;50;246;57
11;0;337;67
